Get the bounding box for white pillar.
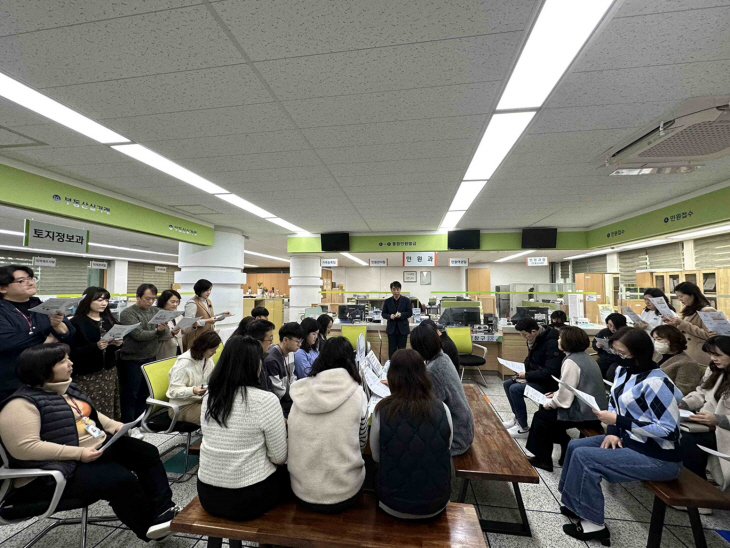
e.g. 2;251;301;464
175;228;246;342
107;260;128;295
606;253;619;273
683;240;695;270
289;255;322;322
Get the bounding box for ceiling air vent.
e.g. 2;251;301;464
600;96;730;167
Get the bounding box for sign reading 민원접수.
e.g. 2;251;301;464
24;219;88;253
404;251;436;266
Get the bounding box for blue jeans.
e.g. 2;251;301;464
503;379;547;428
558;436;682;524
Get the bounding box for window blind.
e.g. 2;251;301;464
618;249;648;286
694;234;730;269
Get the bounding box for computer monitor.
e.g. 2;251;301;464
337;304;366;323
438;307;482;327
513;306;551;324
320;304;328;313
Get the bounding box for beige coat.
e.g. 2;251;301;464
182;296;215;351
683;370;730;490
676;306;716;365
660;351;706;395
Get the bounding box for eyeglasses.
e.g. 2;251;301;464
11;276;38;285
263;337;274;343
615;351;630;359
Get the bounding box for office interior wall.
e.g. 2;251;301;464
468;263;550;289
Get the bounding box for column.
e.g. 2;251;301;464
288;255;322;322
175;228;246;342
107;260;128;295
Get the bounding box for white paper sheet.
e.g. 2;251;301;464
603;379;614;387
367;394;382;420
497;357;525;374
364;367;391;398
679;409;696;419
556;378;601;411
356;333;366;366
101;322;140;340
593;337;614;353
524;385;549;406
100;412;144;452
698;310;730;336
366;351;383;377
29;296;84;316
174;317;200;330
698;445;730;462
621;306;643;324
214;312;233;321
148;309;184;325
648;297;678;318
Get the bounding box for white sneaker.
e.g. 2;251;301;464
502;418;516;429
130;427;145;440
507;424;530;439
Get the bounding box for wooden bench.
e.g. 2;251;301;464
577;425;605;438
188;440;201;456
452;384;540;537
171;494;486;548
644;468;730;548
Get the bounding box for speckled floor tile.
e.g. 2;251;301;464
0;515;116;548
469;476;560;512
483;507;585;547
666;524;730;548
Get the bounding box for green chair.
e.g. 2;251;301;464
340;324;381;356
447;326;488;386
211;343;224;365
141;357;200;483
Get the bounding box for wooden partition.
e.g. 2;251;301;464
466;268;491;300
244;272;290;296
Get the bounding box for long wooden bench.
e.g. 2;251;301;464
171;494;486;548
452;384;540;537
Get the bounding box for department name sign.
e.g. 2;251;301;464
321;258;339;267
90;261;108;270
449;258;468;267
155;266;167;273
24;220;88;253
404;251;436;266
369;258;388;267
33;257;56;267
527;257;549;266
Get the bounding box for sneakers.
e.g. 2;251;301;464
147;505;181;540
129;427;145;440
501;418;516;429
507;424;530;439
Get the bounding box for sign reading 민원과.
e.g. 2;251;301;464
0;164;214;246
25;220;88;253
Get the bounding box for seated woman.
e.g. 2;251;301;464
156;289;185;359
651;325;705;395
679;336;730;493
166;330;221;425
371;348;452;519
592;312;627;381
0;343;178;541
559;327;683;544
526;326;607;472
288;337;368;513
231;316;254;338
635;288;675;334
420;319;460;372
198;335;288;523
316;314;333;347
293;317;320;379
409;324;474;455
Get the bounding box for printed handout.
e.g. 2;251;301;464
621;306;643;324
174;317;201;330
29;296;84;316
698;445;730;462
364;367;391;399
148;309;184;325
648;297;678;318
366;351;383;377
698;310;730;336
497;357;525;374
524;385;549;406
555;377;601;411
679;409;696;419
100;412;145;452
101;322;140;341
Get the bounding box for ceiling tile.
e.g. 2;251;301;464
529;101;676;134
317;139;474;165
327;157;468;178
0;145;127;166
183;149;323;174
148;131;309;160
614;0;730;18
336;171;465;187
213;166;332;184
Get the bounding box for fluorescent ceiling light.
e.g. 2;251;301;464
0;72;130;144
563;251;606;260
215;193;275;219
0;229;24;236
0;244;178;265
88;243;178;257
462;112;535;180
266;217;311;235
667;224;730;240
243;264;259;268
245;250;290;263
449;181;487;211
495;250;535;263
111;144;229;195
340;252;368;266
497;0;613;109
439;211;466;229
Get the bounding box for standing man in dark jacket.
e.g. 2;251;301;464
382;281;413;358
0;265;75;401
502;318;564;439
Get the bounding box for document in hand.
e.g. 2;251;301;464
497;357;525;374
101;322;140;340
621;306;643;324
148;309;183;325
698;310;730;336
364;367;391;398
594;337;614;353
175;317;201;330
29;296;84;316
648;297;678;318
555;378;601;411
100;412;145;452
215;312;233;321
366;351;383;377
524;385;549;406
679;409;696;419
356;334;366;365
698;445;730;462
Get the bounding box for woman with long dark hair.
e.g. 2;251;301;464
316;314;333;347
70;287;122;419
635;288;675;334
198;336;288;523
288;337;368;513
558;327;682;544
664;281;716;365
371;349;452;519
680;336;730;492
293;317;320;378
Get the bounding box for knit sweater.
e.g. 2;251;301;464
119;304;167;360
166;350;216;409
198;387;287;489
426;352;474;456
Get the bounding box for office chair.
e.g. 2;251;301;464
447;326;488;386
340;325;382;357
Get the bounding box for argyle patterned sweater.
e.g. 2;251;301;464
607;366;683;462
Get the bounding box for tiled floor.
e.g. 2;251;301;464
2;372;730;547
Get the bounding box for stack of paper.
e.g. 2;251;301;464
497;357;525;374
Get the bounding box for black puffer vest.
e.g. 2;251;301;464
1;384;99;478
376;400;451;516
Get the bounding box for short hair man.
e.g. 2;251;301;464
550;310;567;328
251;306;270;320
382;281;412;358
263;322;304;417
246;319;276;389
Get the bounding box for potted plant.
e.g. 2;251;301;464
257;282;263;297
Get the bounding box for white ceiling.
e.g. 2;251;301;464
0;0;729;263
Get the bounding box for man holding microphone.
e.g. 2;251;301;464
382;281;413;358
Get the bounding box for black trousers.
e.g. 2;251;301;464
198;466;290;521
12;436;173;540
118;358;152;423
680;430;717;480
525;407;602;463
387;333;408;358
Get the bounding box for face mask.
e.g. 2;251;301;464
653;341;671;355
617;357;634;371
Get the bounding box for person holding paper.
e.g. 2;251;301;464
370;349;453;519
634;288;675;334
293;317;320;379
382;281;413;358
663;281;717;365
0;343;179;541
592;313;627;381
651;325;705;395
558;327;683;544
155;290;186;359
263;322;304;418
288;337;368;512
679;336;730;493
526;327;606;472
182;279;229;352
0;265;75;401
502;318;564;439
70;287;123;419
410;324;473;455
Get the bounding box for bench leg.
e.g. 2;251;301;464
206;538;223;548
457;478;470;503
687;508;707;548
475;482;532;537
647;496;666;548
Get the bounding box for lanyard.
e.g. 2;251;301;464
67;396;88;421
15;308;34;335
